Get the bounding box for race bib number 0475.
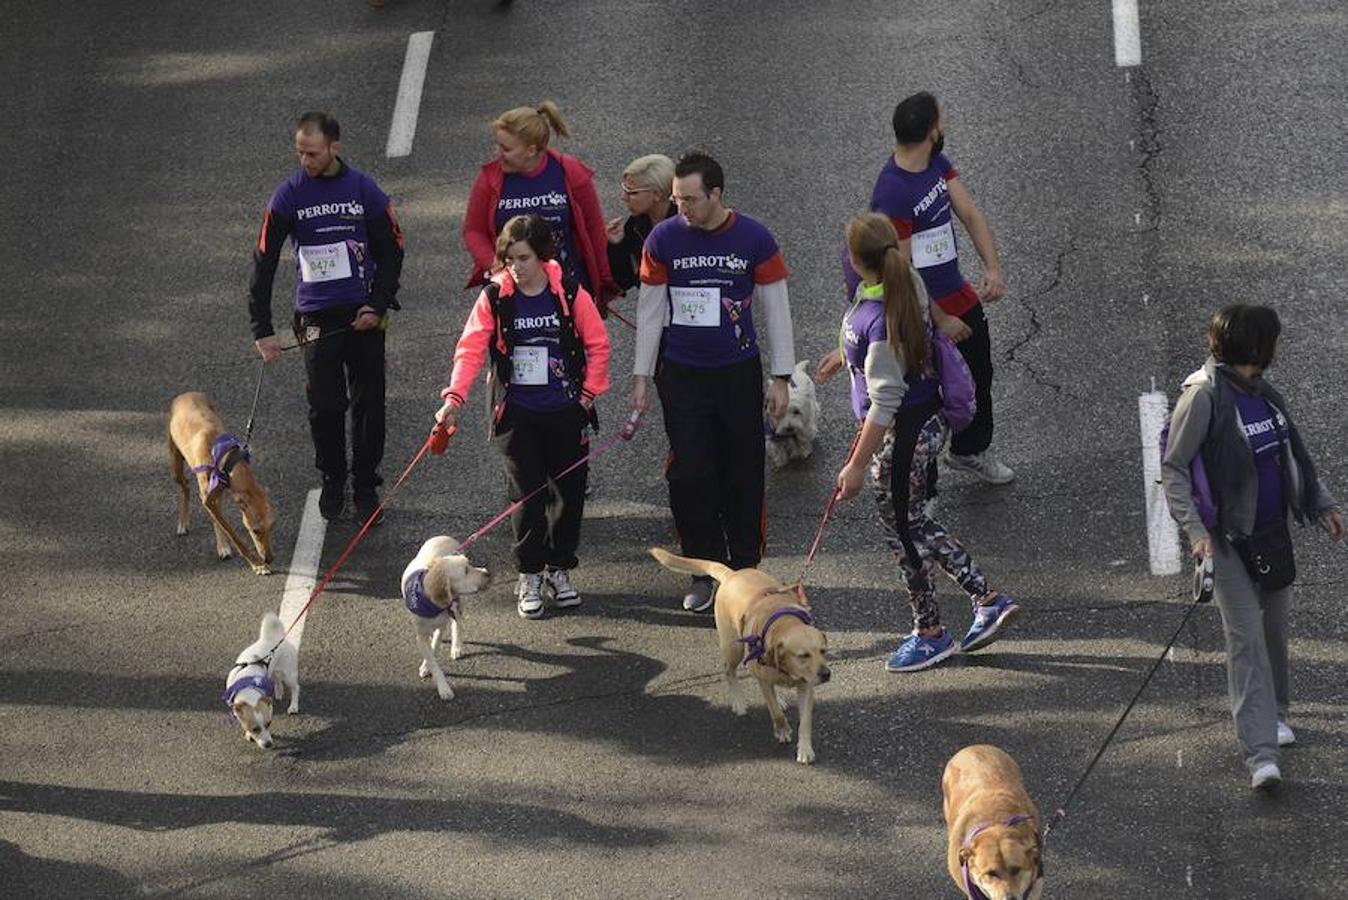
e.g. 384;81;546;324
670;286;721;327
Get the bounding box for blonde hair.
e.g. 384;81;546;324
846;213;928;374
622;153;675;196
493;101;570;151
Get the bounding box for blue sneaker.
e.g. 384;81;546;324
960;593;1020;652
885;628;956;672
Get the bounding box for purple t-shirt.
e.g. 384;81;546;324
1234;391;1286;529
869;153;975;314
505;285;575;413
269;164;390;313
841;285;938;422
641;212;788;369
496;156;582;288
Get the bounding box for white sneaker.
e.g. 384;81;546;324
1277;720;1296;747
516;573;545;619
1251;762;1282;791
545;567;582;609
945;450;1015;485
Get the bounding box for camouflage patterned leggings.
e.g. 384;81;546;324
870;410;989;630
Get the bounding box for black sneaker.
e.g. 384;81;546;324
319;479;345;521
353;487;384;527
682;575;716;613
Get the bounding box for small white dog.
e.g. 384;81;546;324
224;612;299;750
400;536;491;700
766;360;820;470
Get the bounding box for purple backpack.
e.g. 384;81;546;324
1159;413;1217;529
930;325;976;433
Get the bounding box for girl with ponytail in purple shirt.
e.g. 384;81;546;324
822;213;1018;672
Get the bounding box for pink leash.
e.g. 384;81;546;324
793;429;861;586
457;411;644;553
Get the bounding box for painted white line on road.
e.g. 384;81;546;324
1113;0;1142;66
386;31;435;158
279;488;326;648
1139;390;1182;575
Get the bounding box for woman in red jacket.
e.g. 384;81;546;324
438;215;611;620
462;101;618;307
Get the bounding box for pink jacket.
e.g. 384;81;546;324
442;260;611;408
462;149;619;303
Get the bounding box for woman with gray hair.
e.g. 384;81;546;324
606;153;675;294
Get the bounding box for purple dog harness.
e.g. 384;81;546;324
402;568;459;620
192;433;250;493
223;672;275;707
739;606;813;665
961;813;1041;900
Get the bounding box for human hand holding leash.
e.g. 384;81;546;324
1191;537;1213;560
351;306;381;332
1324;509;1345;543
766;377;788;423
435;400;459;431
630;375;652;414
254;336;282;364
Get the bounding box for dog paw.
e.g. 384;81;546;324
251;564;272;576
796;745;816;765
287;703;299;715
418;661;431;678
449;644;463;660
217;548;233;560
176;525;188;536
436;683;455;701
731;700;748;716
774;725;793;744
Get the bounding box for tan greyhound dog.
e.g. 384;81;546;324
168;392;274;574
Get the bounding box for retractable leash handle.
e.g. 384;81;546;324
429;421;457;455
620;410;643;441
1193;557;1214;603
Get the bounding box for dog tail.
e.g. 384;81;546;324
648;548;735;583
259;612;285;643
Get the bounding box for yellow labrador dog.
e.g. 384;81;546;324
168;391;274;575
943;745;1044;900
400;536;491;700
649;548;830;764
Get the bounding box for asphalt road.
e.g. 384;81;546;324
2;1;1345;897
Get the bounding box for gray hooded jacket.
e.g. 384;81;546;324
1162;357;1338;545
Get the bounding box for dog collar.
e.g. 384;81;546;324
739;607;813;665
192;433;250;493
403;568;458;620
960;814;1038;900
223;673;274;707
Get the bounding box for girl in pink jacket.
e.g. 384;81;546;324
437;215;611;619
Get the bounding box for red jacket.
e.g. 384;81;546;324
442;260;611;409
462;149;618;303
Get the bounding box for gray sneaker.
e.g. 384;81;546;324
545;567;582;609
682;576;716;613
945;450;1015;485
516;573;545;619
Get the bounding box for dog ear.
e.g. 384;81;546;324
423;562;452;604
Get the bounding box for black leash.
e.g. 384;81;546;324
1041;594;1204;844
241;358;266;448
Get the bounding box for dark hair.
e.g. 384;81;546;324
296;111;340;142
674;149;725;194
892;92;938;145
495;214;556;264
1208;304;1281;368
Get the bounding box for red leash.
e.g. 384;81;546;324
794;429;861;586
458;411;644;552
281;422;455;640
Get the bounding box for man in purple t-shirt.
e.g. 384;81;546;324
869;92;1012;485
631;151;796;613
249;112;405;523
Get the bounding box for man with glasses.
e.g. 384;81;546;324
606;154;676;296
630;150;796;613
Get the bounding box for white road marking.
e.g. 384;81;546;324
1112;0;1142;66
1176;749;1183;768
1139;390;1182;575
385;31;435;158
279;489;326;648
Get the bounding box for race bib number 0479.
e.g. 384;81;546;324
910;221;956;269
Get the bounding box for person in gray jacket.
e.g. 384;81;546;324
1162;304;1343;791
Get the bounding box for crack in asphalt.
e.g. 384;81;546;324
1132;67;1164;233
1001;236;1083;397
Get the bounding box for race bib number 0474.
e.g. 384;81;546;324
298;242;353;283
